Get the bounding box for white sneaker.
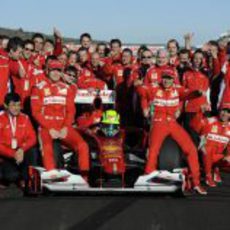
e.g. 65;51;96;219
193;185;208;195
213;168;222;183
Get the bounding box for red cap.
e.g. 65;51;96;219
47;60;63;70
161;68;176;79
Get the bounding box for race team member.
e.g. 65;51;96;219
31;33;46;71
76;48;106;89
129;49;155;128
133;49;154;86
218;37;228;68
208;41;224;114
141;69;207;195
0;93;38;183
102;39;123;88
176;49;192;83
7;37;24;95
77;96;103;129
107;39;122;64
76;50;107;90
0;48;9;107
218;47;230;109
85;52;107;84
17;40;35;108
167;39;180;67
96;42;110;59
32;29;63;71
167;34;194;68
116;68;137;127
191;104;230;187
0;35;9;51
182;49;211;134
62;65;78;94
103;48;135;87
206;40;221;77
57;52;68;67
135;45;149;65
144;49;180;87
31;59;90;179
79;33;93;51
77;69;107;90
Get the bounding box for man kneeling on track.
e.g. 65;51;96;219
191;103;230;187
141;69;207;195
31;59;90;181
0;93;39;187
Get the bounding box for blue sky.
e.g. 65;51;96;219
1;0;230;45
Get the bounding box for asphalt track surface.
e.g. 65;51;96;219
0;173;230;230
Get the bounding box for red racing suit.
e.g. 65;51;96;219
103;62;135;87
182;69;210;113
144;65;180;86
9;58;34;106
77;109;103;129
77;68;107;90
0;111;36;158
31;79;89;171
169;56;180;67
192;116;230;176
31;52;46;71
0;54;9;106
219;62;230;107
141;84;201;186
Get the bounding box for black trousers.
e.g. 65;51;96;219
183;112;200;147
0;146;40;183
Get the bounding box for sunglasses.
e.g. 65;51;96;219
50;68;62;71
24;47;34;51
162;75;174;79
66;73;76;77
142;56;152;59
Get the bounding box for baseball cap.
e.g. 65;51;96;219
161;68;176;79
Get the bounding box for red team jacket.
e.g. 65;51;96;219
141;84;196;122
31;80;76;130
182;69;210;112
0;111;36;158
194;117;230;155
144;65;179;86
0;54;9;106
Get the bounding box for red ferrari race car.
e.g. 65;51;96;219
25;106;189;196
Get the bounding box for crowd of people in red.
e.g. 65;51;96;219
0;28;229;195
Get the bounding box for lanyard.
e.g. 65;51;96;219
18;60;29;79
9;115;17;137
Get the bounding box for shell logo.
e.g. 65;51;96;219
102;145;121;152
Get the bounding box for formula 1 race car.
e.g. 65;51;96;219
24;92;189;196
25;130;188;196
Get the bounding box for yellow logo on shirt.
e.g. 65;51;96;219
211;125;218;133
151;73;158;80
118;70;123;76
44;88;51;96
85;70;91;77
156;90;163;97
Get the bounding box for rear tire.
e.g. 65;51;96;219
158;137;185;171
